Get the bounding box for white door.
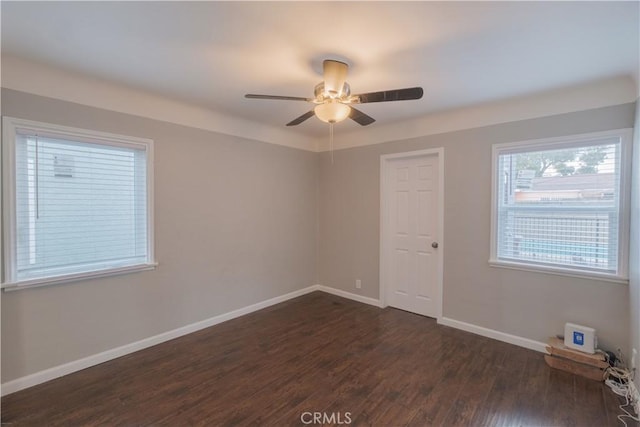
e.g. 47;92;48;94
381;150;442;318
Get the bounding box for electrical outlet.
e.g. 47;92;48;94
633;348;637;370
355;279;361;289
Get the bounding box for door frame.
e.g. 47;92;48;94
379;148;444;320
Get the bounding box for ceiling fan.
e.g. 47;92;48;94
245;60;424;127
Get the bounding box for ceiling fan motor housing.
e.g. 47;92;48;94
322;59;349;98
314;82;351;102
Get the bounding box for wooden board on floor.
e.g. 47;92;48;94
544;354;605;382
546;337;609;369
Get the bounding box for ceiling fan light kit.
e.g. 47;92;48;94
314;99;351;124
245;59;424;128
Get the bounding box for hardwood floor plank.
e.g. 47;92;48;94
511;350;553;426
467;343;530;426
405;329;481;426
574;374;609;427
603;385;640;427
1;292;628;426
544;364;577;426
440;339;504;426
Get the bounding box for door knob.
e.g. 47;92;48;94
432;242;439;249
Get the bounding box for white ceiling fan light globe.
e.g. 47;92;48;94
314;100;351;123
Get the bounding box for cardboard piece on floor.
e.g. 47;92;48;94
546;337;609;369
544;354;605;381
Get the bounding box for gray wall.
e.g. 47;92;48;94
630;97;639;387
319;103;635;354
1;89;319;382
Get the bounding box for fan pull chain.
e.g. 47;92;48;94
329;122;334;164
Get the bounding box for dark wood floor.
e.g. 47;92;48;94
2;291;636;426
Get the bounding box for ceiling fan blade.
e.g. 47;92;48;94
354;87;424;104
245;94;312;102
349;107;376;126
286;110;315;126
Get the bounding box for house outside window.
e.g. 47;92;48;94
2;117;155;290
490;129;632;282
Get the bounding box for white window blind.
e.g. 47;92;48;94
3;117;154;288
492;131;630;279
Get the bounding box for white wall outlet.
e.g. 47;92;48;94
632;348;637;370
355;279;361;289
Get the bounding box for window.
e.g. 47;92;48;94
2;117;155;289
490;129;632;282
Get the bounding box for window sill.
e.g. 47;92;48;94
488;259;628;285
2;262;158;292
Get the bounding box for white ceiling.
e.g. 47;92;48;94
1;1;638;138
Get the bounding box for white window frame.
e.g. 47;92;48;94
489;129;632;284
2;117;156;291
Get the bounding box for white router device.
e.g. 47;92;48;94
564;323;597;354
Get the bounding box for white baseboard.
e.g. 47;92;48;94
438;316;547;353
1;285;319;396
318;287;545;353
315;284;384;308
